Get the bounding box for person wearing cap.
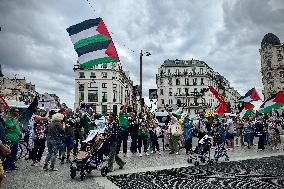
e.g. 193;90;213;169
107;113;125;172
4;108;21;173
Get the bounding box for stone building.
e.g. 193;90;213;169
156;59;240;114
260;33;284;100
74;62;134;115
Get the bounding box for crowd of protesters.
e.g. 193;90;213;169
0;99;284;187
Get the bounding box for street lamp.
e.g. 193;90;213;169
139;50;151;110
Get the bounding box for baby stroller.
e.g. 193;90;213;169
70;129;110;181
187;135;214;166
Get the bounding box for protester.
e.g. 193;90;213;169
0;102;11;187
168;113;182;155
43;113;65;171
235;115;244;147
137;112;149;157
80;107;96;138
129;111;138;154
148;113;161;155
4;108;21;173
107;113;125;172
30;108;49;166
60;108;75;164
256;117;266;151
213;118;227;161
225;116;235;150
243;117;254;149
117;105;129;157
183;114;193;154
268;121;281;150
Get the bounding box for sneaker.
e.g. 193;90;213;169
123;153;127;157
50;167;58;171
5;170;11;173
139;153;143;157
175;152;179;155
43;165;49;171
12;166;18;170
145;152;149;156
60;160;64;164
119;162;126;169
158;151;161;155
150;151;154;154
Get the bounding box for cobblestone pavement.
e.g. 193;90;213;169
2;137;284;189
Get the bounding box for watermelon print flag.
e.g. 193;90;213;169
66;18;119;69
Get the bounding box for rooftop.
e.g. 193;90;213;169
161;59;209;68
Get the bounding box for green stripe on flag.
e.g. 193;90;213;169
74;34;110;49
80;57;118;69
259;103;284;114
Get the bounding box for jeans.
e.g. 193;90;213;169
137;135;148;153
117;128;129;154
149;130;160;152
4;140;19;171
130;133;138;153
44;141;59;168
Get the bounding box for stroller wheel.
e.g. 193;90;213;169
187;158;192;164
225;156;230;162
101;166;108;177
80;172;86;181
70;169;76;179
194;161;199;166
208;160;214;165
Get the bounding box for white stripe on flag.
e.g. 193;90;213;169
70;26;99;44
78;49;107;64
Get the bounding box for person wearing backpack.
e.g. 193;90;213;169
168;113;182;155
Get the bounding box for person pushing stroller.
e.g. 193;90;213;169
213;118;229;162
107;113;126;172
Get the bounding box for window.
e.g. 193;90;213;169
102;92;107;102
161;99;164;105
185;88;189;96
160;89;164;95
79;72;85;78
193;78;197;85
113;105;118;115
102;64;107;69
167;69;171;74
160;78;163;84
177;88;181;94
176;78;180;85
176;69;179;74
185;78;189;85
113;84;117;101
79;84;84;101
88;82;98;102
102;105;107;115
200;68;203;74
90;72;96;78
102;83;107;88
280;71;284;78
79;84;84;91
169;88;172;96
201;78;204;85
102;72;107;78
168;78;172;85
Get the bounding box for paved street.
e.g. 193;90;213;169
2;137;284;189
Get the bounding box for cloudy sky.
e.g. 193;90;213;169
1;0;284;108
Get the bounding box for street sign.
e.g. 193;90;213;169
149;89;158;99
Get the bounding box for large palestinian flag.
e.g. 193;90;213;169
239;88;261;102
259;91;284;113
239;102;254;118
66;18;119;69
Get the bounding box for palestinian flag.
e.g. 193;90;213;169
215;102;227;116
239;88;261;102
0;95;9;111
66;18;119;69
259;91;284;113
239;102;254;118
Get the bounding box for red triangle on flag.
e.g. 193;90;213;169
250;88;261;101
215;102;227;115
96;18;111;39
105;41;120;61
243;102;254;109
272;91;284;104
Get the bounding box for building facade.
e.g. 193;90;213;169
74;62;134;115
156;59;240;115
260;33;284;100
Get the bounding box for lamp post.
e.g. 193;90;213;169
139;50;151;110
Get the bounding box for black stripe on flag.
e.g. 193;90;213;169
66;18;101;36
76;40;111;57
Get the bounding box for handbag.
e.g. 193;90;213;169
171;123;182;136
